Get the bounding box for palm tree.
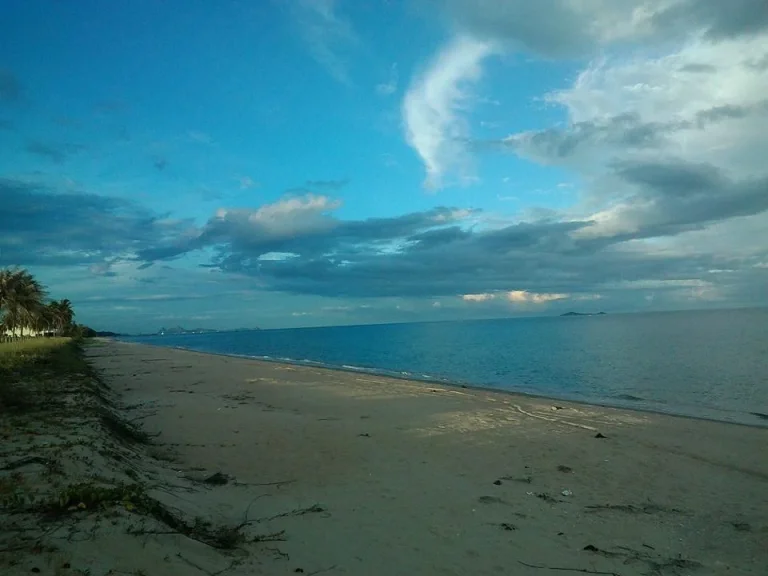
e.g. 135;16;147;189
48;299;75;335
0;268;47;338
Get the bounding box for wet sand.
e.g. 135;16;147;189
86;340;768;575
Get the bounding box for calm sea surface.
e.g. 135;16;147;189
122;308;768;426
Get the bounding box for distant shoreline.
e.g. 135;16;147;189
115;337;768;430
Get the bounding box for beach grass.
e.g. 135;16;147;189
0;338;84;412
1;338;280;573
0;337;76;373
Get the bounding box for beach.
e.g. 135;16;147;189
4;339;767;575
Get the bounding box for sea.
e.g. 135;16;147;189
121;308;768;427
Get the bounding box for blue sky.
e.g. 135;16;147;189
2;0;767;332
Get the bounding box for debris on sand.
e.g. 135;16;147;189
500;475;532;484
203;472;230;486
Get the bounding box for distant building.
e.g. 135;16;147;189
2;326;53;338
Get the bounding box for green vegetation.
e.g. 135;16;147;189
0;267;84;341
0;337;287;569
0;338;77;411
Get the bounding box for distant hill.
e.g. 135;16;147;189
153;326;260;336
560;311;607;317
157;326;218;335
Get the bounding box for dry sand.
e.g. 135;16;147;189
82;340;768;576
4;339;766;575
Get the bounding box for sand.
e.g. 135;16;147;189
5;339;767;575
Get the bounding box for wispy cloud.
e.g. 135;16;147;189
376;63;399;96
238;176;259;190
292;0;358;83
402;36;494;189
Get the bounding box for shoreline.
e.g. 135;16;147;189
115;338;768;430
79;339;768;575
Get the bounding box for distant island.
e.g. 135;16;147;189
560;311;607;317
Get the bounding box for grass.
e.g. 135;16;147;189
0;337;72;362
0;338;83;412
0;337;80;380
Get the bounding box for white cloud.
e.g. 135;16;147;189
462;290;572;304
505;290;569;303
258;252;300;261
322;305;352;312
545;36;768;174
504;32;768;242
402;36;495;189
462;292;495;302
214;194;341;240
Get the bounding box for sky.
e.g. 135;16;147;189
1;0;767;333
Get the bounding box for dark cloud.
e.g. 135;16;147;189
501;102;768;162
679;63;718;73
617;161;724;198
442;0;768;59
0;69;20;102
501;114;681;160
25;141;84;163
441;0;597;56
128;170;766;301
654;0;768;40
602;160;768;240
0;178;193;268
136;205;471;264
3;175;764;312
242;219;727;299
695;101;768;126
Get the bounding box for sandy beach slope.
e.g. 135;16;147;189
85;340;767;575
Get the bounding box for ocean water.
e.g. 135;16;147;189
122;308;768;427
